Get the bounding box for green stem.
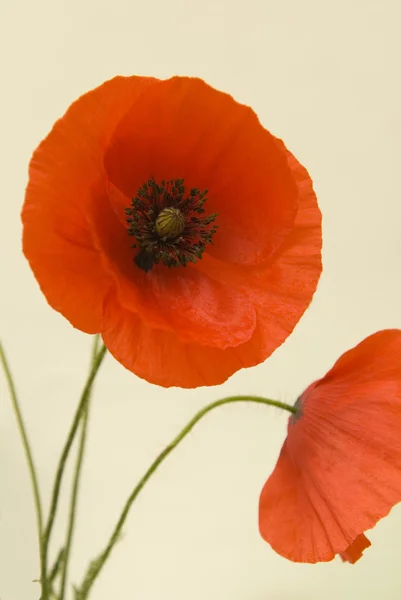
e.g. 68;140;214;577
76;395;295;598
59;386;92;599
49;548;65;584
0;342;46;596
46;335;102;591
58;335;101;598
90;334;101;363
42;342;107;596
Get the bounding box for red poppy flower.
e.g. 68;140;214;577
22;76;321;387
259;329;401;563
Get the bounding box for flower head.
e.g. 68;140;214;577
22;76;322;387
259;329;401;563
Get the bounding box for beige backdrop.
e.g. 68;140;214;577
1;0;401;598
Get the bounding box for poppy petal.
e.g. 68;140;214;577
22;218;110;333
104;77;299;266
102;292;255;387
143;267;256;347
259;441;341;563
259;329;401;563
195;142;322;360
22;75;157;331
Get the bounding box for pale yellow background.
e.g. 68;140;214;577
1;0;401;598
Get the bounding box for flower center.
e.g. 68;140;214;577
125;177;218;272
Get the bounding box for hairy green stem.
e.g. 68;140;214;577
42;342;107;597
49;548;65;583
59;335;100;600
58;335;101;599
0;342;46;596
59;389;92;599
76;395;295;598
46;336;102;594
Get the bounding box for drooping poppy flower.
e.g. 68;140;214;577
22;76;322;388
259;329;401;563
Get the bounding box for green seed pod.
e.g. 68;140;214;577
155;207;186;239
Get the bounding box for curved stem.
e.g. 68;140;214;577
47;335;102;595
0;342;45;596
58;335;101;598
59;387;92;599
43;342;107;594
76;396;295;598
